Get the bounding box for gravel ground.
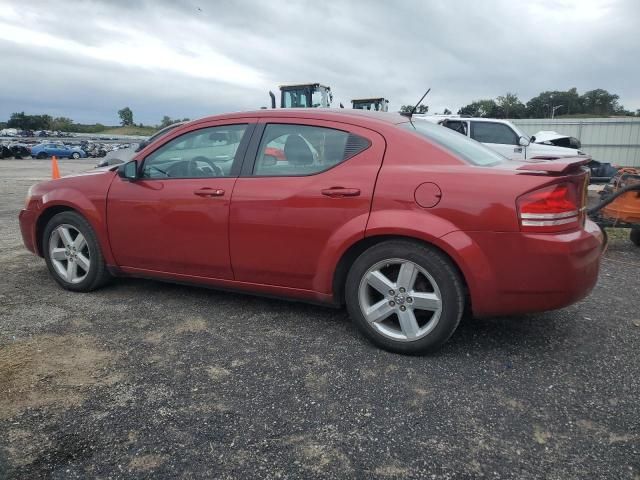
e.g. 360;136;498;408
0;159;639;479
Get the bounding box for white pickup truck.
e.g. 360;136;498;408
414;115;587;160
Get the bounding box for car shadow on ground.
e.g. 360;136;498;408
98;276;569;358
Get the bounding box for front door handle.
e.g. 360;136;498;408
194;188;225;197
321;187;361;198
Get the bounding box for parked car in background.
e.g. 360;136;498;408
96;122;187;167
9;143;31;159
31;142;86;159
0;144;12;158
19;109;604;354
415;116;588;160
416;116;618;183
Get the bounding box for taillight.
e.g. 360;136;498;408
517;183;582;232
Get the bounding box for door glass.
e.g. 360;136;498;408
142;124;247;178
253;124;369;176
470;122;518;145
283;90;308;108
441;120;468;136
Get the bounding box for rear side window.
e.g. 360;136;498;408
402;121;505;166
253;124;370;176
470;122;518;145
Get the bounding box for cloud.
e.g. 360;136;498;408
0;0;638;124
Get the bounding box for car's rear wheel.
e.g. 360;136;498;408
43;211;111;292
36;152;48;159
345;240;464;354
631;228;640;247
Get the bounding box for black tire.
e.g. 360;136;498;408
71;152;80;159
631;228;640;247
345;240;465;355
42;211;111;292
36;152;48;159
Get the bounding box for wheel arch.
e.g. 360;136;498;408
35;205;76;256
331;234;470;308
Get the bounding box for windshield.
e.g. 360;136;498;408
402;121;505;166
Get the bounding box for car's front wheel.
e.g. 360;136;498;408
71;152;81;159
36;152;48;159
43;211;111;292
345;240;465;354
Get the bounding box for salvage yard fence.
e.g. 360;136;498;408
511;118;640;167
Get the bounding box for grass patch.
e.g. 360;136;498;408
99;126;158;136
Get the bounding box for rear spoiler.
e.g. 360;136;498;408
517;156;591;174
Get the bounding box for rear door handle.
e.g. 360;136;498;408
321;187;361;198
194;188;225;197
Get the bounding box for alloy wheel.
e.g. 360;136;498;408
358;258;443;342
48;224;91;284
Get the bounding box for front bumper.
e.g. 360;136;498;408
19;209;39;255
443;219;604;317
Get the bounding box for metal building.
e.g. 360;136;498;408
511;118;640;167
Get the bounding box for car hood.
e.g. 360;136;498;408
528;141;585;157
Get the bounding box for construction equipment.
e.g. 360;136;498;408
589;168;640;246
351;98;389;112
269;83;333;109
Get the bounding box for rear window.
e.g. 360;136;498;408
401;121;505;166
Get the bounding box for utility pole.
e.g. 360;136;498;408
551;104;563;119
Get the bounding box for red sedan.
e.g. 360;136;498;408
19;110;604;354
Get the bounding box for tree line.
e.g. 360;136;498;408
456;88;638;119
1;107;189;132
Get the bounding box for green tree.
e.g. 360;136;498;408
580;89;620;116
118;107;134;126
443;108;452;115
50;117;74;131
400;104;428;114
7;112;52;130
159;115;174;128
496;93;526;118
458;99;499;117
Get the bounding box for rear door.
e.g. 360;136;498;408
470;121;525;160
229;118;385;291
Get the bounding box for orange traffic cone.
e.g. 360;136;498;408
52;155;60;179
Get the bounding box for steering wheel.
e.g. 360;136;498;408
188;157;223;177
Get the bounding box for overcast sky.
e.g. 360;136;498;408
0;0;638;125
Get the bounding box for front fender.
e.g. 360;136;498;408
38;187;115;265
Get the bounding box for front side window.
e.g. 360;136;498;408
253;124;370;176
402;121;505;166
470;122;518;145
441;120;468;136
142;124;247;179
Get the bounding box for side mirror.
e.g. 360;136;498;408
118;160;138;181
518;136;530;147
530;135;536;143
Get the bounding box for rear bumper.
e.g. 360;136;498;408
19;209;39;255
443;219;604;317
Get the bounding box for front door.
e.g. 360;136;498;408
229;119;385;291
107;121;255;279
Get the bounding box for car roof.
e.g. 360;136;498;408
190;109;408;127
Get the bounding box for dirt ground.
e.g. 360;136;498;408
1;159;639;479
